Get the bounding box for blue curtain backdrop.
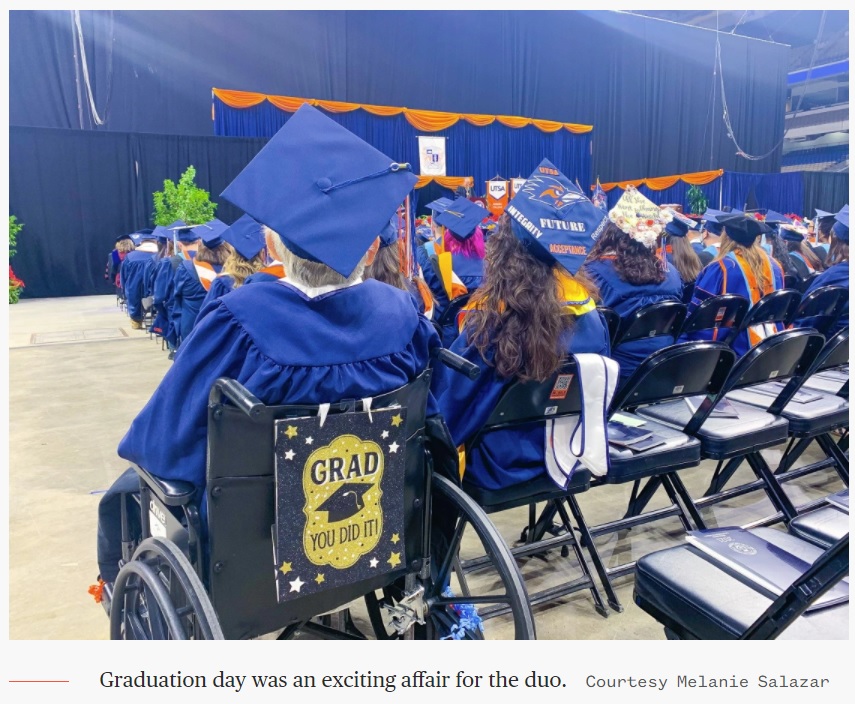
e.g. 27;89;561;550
213;99;593;192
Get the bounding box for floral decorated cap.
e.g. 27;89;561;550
608;186;666;249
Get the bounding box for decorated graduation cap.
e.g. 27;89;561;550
414;224;432;242
221;214;266;260
505;158;608;276
434;197;489;240
718;213;770;247
664;211;696;238
221;103;417;277
425;197;453;213
192;219;228;249
832;204;848;242
608;186;664;248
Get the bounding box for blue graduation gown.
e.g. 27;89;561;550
432;302;610;491
151;256;181;344
803;261;849;336
244;271;281;285
120;250;157;320
419;248;484;319
691;241;705;255
201;274;235;309
687;251;785;356
171;260;215;345
118;280;441;490
584;258;683;385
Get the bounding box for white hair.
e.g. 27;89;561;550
265;227;367;288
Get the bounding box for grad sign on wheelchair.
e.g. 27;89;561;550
273;406;409;603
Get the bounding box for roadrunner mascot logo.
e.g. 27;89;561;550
522;175;589;211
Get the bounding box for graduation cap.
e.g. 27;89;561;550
702;208;726;236
152;225;171;242
435;197;489;240
718;213;770;247
191;219;228;248
221;214;266;260
425;197;453;213
832;204;848;242
136;228;157;242
815;209;835;220
378;218;398;248
414;224;432;242
764;210;792;226
115;233;134;244
664;211;695;238
505;158;608;276
168;219;197;243
778;225;805;242
221;104;417;278
317;483;373;522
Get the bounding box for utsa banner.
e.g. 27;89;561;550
510;178;527;197
486;179;509;218
417;136;446;176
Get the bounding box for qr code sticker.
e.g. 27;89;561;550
549;373;574;400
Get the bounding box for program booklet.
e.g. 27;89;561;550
746;381;822;404
826;489;849;513
686;528;849;611
685;396;740;419
607;421;653;447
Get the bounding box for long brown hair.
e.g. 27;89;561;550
195;241;232;266
669;235;702;282
222;249;266;287
786;239;824;271
718;234;773;292
587;222;665;285
466;216;595;382
827;234;849;265
365;243;408;291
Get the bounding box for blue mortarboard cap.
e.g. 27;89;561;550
153;225;171;242
221;214;266;260
718;213;770;247
425;197;453;213
702;208;725;236
378;218;398;248
221;104;417;277
435;197;489;240
137;228;157;242
415;225;432;242
815;209;835;219
665;212;691;238
778;226;805;242
193;219;228;248
832;204;848;242
764;210;792;225
167;219;197;243
505;158;608;276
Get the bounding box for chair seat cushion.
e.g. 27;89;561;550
789;506;849;548
634;527;848;640
464;469;591;513
637;397;789;459
604;414;701;483
802;369;848;396
727;384;849;436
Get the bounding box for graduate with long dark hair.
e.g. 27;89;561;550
803;205;849;336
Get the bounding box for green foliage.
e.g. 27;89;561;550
152;166;217;226
687;185;708;216
9;216;25;303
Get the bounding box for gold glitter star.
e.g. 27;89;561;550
314;573;325;585
279;561;293;575
391;414;403;427
388;552;402;568
285;425;298;439
390;533;400;544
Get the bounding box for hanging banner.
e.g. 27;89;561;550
417;136;447;176
510;178;527;197
486;179;509;218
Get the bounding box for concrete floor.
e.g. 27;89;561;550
8;295;845;640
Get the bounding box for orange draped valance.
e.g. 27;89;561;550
414;176;471;190
212;88;594;135
599;169;724;192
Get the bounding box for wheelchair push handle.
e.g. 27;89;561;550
209;378;264;418
432;348;481;380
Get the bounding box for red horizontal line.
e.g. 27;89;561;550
9;680;70;683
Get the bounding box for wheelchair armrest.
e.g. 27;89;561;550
131;464;197;507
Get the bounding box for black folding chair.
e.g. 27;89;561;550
783;273;801;292
612;300;687;349
725;289;801;348
566;342;736;609
680;281;694;305
679;293;749;340
788;285;848;338
597;306;620;348
634;530;848;640
638;328;826;527
458;359;612;620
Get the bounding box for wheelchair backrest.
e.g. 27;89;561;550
204;370;432;639
789;286;848;337
614;301;687;347
611;342;736;413
680;294;749;338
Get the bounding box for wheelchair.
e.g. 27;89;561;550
105;354;536;640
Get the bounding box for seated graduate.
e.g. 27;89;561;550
171;220;231;343
96;104;440;583
365;217;435;318
201;214;268;306
698;208;728;266
150;221;191;347
432;160;610;491
661;211;702;285
813;209;835;258
583;216;682;386
688;212;785;356
781;225;824;279
420;197;452;259
420;197;489;319
765;225;800;281
120;230;160;329
105;234;135;290
803;205;848;335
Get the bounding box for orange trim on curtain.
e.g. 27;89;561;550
414;176;471;189
212;88;594;134
598;169;724;192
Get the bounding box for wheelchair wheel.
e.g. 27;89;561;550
423;475;536;640
110;537;223;640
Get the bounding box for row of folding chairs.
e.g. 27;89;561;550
453;323;848;629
